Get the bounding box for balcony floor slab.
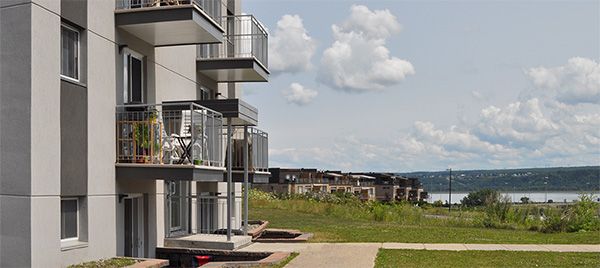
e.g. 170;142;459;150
164;234;252;250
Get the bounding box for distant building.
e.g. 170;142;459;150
348;174;376;201
256;168;427;203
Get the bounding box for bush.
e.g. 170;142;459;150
566;194;600;232
461;189;500;207
477;194;513;229
432;200;444;207
540;194;600;233
249;188;276;201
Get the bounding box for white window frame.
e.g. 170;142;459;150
60;197;79;242
60;23;80;82
123;48;145;104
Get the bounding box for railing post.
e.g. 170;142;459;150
243;126;249;235
190;103;195;165
202;110;206;165
226;118;232;241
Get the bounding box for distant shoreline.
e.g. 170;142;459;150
429;191;600;194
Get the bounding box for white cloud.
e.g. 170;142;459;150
269;57;600;171
475;98;559;147
269;15;317;74
526;57;600;105
318;5;415;93
282;83;318;105
269;96;599;171
414;121;512;155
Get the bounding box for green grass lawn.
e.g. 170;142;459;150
375;249;600;268
250;207;600;244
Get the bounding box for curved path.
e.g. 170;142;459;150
239;243;600;268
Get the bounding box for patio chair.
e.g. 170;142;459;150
169;109;209;165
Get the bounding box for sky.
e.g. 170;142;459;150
240;0;600;172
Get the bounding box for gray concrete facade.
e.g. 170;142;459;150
1;0;266;266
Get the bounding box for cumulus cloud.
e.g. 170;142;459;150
526;57;600;105
269;57;600;171
474;98;559;147
269;15;317;74
270;96;598;171
318;5;415;93
414;121;512;155
282;83;318;105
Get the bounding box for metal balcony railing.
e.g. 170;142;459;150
197;15;268;68
116;103;224;168
228;127;268;172
331;179;353;185
355;181;374;187
296;178;330;184
115;0;224;27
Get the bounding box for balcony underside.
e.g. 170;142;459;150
115;6;223;46
230;171;270;184
194;99;258;126
116;163;225;181
197;58;269;82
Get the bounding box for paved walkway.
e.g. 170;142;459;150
239;243;600;268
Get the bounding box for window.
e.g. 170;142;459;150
61;23;80;81
198;86;210;100
168;181;189;235
61;198;78;240
123;49;144;104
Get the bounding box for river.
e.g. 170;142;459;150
427;191;600;204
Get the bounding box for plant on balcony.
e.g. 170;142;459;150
133;109;162;163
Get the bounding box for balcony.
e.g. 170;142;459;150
115;102;225;181
197;15;269;82
115;0;224;46
228;127;269;183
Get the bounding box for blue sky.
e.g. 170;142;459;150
241;0;600;172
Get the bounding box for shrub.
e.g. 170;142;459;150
249;188;276;201
461;189;500;207
565;194;600;232
541;194;600;233
432;200;444;207
478;194;513;228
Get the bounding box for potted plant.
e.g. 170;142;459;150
132;109;163;163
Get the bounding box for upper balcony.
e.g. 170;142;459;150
115;102;225;181
197;15;269;82
227;126;269;183
115;0;225;46
350;175;376;187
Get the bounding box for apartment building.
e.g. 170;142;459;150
348;174;376;201
256;168;322;194
258;169;429;203
0;0;268;266
372;173;401;202
326;171;352;193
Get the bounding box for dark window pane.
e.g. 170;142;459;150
130;57;142;103
61;199;78;239
60;25;78;80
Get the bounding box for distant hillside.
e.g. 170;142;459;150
398;166;600;192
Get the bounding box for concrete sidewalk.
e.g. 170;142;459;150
239;242;600;268
241;243;380;268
